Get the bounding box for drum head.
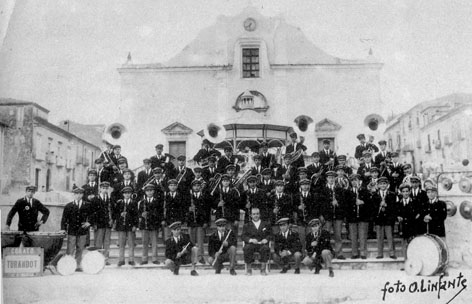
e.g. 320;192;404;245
405;257;422;276
82;251;105;274
407;236;441;276
57;255;77;276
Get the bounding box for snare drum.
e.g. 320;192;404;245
406;234;448;276
81;247;105;275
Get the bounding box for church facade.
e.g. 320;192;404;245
117;7;386;167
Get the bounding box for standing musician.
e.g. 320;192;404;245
242;207;271;276
268;180;293;233
95;158;111;185
109;145;128;169
83;169;99;202
114;186;139;266
372;177;397;259
136;158;154;196
174;155;195;193
418;185;447;238
191;167;207;193
293;167;309;194
91;182;114;265
345;174;371;259
60;187;94;271
410;176;428;205
319;171;346;259
150;143;175;175
357;150;375;185
213;174;241;236
192;139;221;166
138;184;161;265
285;132;306;168
388;152;404;193
354;134;368;160
307;152;325;190
260;168;275;197
165;221;199;276
293;179;319;252
98;143;115;169
151;167;168;195
250;154;264;175
188;180;212;264
161;179;186;241
241;175;268;223
5;185;50;232
111;168;136;201
302;218;335;277
336;155;352;176
225;164;239;189
374;140;390;168
217;147;240;174
397;183;421;259
202;156;218;182
367;135;379;154
273;218;303;274
259;141;276;169
319;139;338;170
279;154;297;192
401;163;415;186
208;218;237;275
110;157;128;190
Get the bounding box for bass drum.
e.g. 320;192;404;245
406;234;448;276
81;247;105;274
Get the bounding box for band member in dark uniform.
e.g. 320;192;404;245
213;174;241;235
83;169;99;202
374;140;389;167
114;186;139;266
5;185;50;232
418;185;447;238
388;152;404;193
138;184;161;265
174;155;195;193
357;150;375;185
208;218;237;275
202;156;218;182
354;133;368;160
110;145;128;169
319;139;338;170
345;174;371;259
151;167;168;195
165;221;199;276
337;155;352;176
410;176;428;204
273;218;303;274
268;180;293;233
242;207;271;276
161;179;186;241
91;182;114;265
241;175;268;223
285;132;306;168
217;147;239;174
293;179;318;252
150;144;175;175
250;154;264;175
188;179;212;264
95;158;111;185
259;141;276;169
372;177;397;259
111;168;136;201
260;168;275;197
136;158;153;196
60;187;94;271
397;183;421;259
319;171;346;259
193;139;221;166
279;155;297;193
302;218;334;277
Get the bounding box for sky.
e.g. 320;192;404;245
1;0;472;125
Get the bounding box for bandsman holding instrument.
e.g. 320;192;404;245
273;217;303;274
202;156;218;182
336;155;352;176
191;167;207;193
213;174;241;235
174;155;195;193
285;132;306;168
161;179;186;241
95;158;111;185
401;163;415;186
410;176;427;204
388;152;404;193
319;171;346;259
259;141;276;169
188;179;212;264
293;178;318;252
110;145;128;169
397;183;421;259
374;140;390;168
279;154;297;192
136;158;153;197
345;174;371;259
241;175;267;222
208;218;237;275
193;139;221;166
151;167;168;195
268;180;293;233
5;185;50;232
307;152;325;190
354;134;368;160
242;207;271;276
83;169;99;201
110;157;128;189
372;177;397;259
225;164;240;189
217;147;240;174
114;186;139;266
260;168;275;197
293;167;309;194
138;184;161;265
165;221;199;276
91;182;114;265
111;168;136;201
250;154;264;175
150;143;175;175
357;150;375;185
302;218;334;277
319;139;337;170
419;185;447;238
60;187;94;271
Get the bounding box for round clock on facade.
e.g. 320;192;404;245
244;18;256;31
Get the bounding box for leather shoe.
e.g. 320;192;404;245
198;258;206;265
280;266;288;274
337;255;346;260
246;268;252;276
128;261;136;266
117;261;125;267
294;268;300;274
140;261;148;265
314;267;320;274
361;256;367;260
191;270;199;276
230;269;237;276
173;267;179;275
351;255;360;259
390;255;397;260
152;260;160;265
376;255;383;259
329;269;334;277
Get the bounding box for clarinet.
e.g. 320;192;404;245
300;192;307;224
355;188;360;219
378;192;386;216
108;196;113;227
246;191;251;221
220;187;225;218
331;187;337;219
274;193;281;222
122;199;127;226
163;191;167;221
142;198;148;230
190;190;197;223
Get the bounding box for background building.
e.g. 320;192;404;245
117;7;387;168
384;93;472;179
0;98;103;195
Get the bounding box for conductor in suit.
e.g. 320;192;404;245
5;185;50;232
285;132;306;168
242;207;271;276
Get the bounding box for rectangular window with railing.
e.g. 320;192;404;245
242;48;259;78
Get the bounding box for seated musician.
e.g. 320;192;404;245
273;218;303;274
242;207;271;276
302;218;334;277
208;218;237;275
5;185;50;232
164;221;199;276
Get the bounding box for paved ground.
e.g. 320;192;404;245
3;267;472;304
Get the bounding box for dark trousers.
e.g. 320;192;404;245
243;243;270;264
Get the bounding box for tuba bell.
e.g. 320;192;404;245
292;115;314;136
103;123;127;143
204;122;226;144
